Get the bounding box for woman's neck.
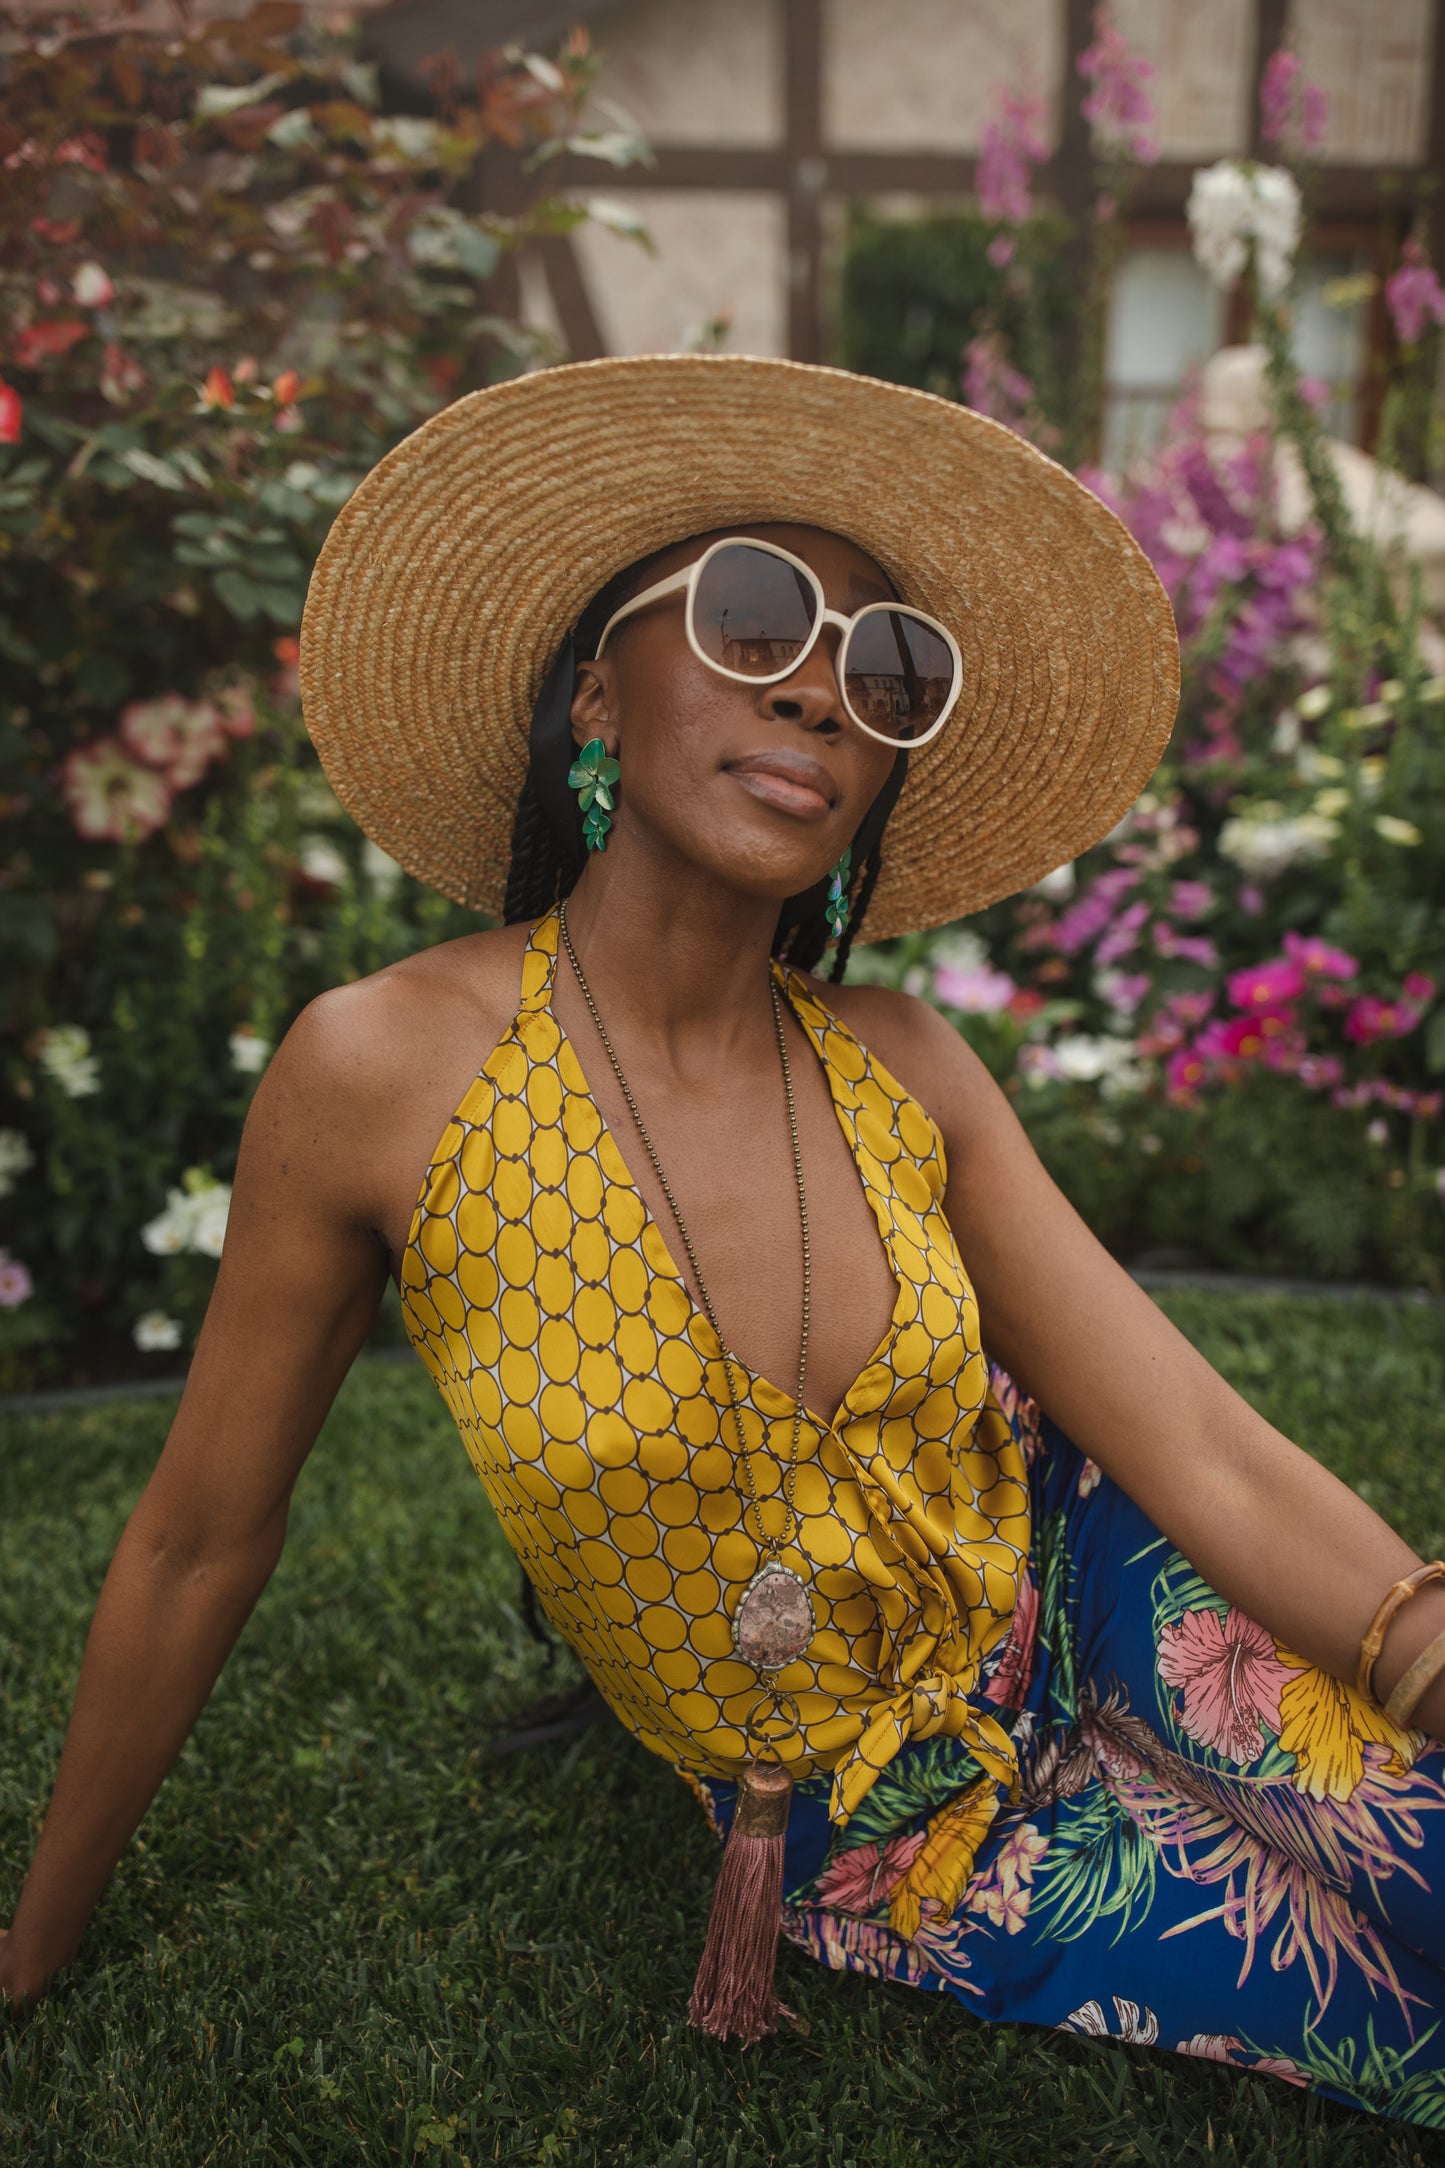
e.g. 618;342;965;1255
556;832;789;1078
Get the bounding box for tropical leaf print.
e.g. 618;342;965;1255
836;1734;984;1850
1059;1995;1160;2045
1236;2015;1445;2127
813;1827;926;1915
1028;1778;1160;1945
889;1775;1000;1939
781;1902;933;1986
1033;1506;1079;1714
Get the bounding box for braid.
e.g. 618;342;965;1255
502;774;564;924
828;847;882;982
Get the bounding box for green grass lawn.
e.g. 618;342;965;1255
3;1292;1444;2167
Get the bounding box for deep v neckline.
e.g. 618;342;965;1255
532;908;907;1433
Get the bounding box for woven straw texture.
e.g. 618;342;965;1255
299;353;1180;941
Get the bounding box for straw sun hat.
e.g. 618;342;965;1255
299;353;1180;942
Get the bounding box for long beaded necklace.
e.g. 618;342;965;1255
557;896;816;1754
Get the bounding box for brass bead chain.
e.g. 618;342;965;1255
557;896;810;1560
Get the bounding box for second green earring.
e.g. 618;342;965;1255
824;845;853;938
569;737;621;852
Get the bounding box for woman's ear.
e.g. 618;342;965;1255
569;660;617;752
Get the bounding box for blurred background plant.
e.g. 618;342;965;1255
0;0;645;1388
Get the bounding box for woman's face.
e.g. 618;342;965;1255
570;523;900;904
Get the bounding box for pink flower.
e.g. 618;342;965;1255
1258;48;1329;155
984;1569;1038;1708
61;737;173;843
1237;883;1265;917
0;378;20;444
99;342;147;405
967;1820;1048;1933
1227;957;1305;1010
986;234;1016;269
1344;989;1430;1044
1166;1044;1207;1097
1165;989;1216;1026
1077;5;1158;163
1152;923;1219;969
1282;930;1357;980
1295;1053;1343;1090
119;694;228;788
934;960;1017;1013
0;1249;33;1307
1404;972;1436;1005
1175;2034;1309;2088
14;318;88;367
960;333;1057;449
72;261;114;308
1168;879;1214;921
1096;897;1150;965
1387;238;1445;347
274;403;304;434
976;89;1047;227
1157;1604;1291;1763
815;1828;927;1914
214;682;256;739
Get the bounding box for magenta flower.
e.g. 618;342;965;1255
1227;957;1305;1011
1344;980;1433;1044
1157;1604;1292;1763
1166;1045;1207;1097
1077;5;1158;162
1166;990;1216;1026
1282;930;1358;980
1258;48;1329;155
1386;238;1445;347
0;1250;32;1307
976;89;1046;228
1404;972;1437;1005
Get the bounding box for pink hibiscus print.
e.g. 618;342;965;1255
984;1568;1039;1708
815;1828;926;1915
1157;1604;1292;1764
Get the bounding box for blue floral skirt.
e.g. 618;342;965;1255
689;1373;1445;2128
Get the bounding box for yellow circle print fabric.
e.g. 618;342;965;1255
400;907;1030;1824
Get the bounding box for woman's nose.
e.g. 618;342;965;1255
757;628;846;731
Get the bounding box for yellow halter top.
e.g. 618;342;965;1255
399;906;1031;1823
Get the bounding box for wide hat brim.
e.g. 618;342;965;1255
299;353;1179;941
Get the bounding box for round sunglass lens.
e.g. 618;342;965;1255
844;610;956;742
691;544;818;678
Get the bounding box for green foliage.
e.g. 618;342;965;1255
837;205;1073;421
0;5;640;1383
4;1297;1444;2164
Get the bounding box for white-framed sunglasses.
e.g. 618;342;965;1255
593;535;963;750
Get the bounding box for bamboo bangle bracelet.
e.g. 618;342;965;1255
1357;1561;1445;1709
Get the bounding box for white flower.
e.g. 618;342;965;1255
229;1028;272;1076
361;840;404;896
1051;1035;1145;1097
1270;707;1301;754
0;1128;35;1197
141;1178;232;1258
1187;160;1301;298
1296;685;1332;721
133;1310;183;1352
1367;1118;1389;1145
1376;814;1422;846
1294;745;1343;782
299;834;349;888
1031;861;1076;901
1312;787;1350;819
1217;811;1338;878
35;1023;101;1098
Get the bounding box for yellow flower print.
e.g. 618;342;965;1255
888;1774;999;1940
1275;1646;1420;1802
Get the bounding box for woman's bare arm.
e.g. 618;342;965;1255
837;984;1445;1737
0;983;404;2008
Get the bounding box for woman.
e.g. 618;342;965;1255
4;355;1444;2124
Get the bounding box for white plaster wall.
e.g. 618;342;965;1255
1293;0;1435;165
570;190;788;356
588;0;784;146
822;0;1063;151
1109;0;1252;159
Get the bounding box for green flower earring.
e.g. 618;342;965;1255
824;845;853;939
568;737;621;852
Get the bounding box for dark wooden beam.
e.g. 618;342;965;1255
535;235;608;361
784;0;824;362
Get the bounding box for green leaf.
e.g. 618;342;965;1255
121;448;189;492
214;567;260;620
1427;1007;1445;1075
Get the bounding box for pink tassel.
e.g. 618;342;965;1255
689;1760;795;2045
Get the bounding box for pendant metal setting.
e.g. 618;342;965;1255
732;1558;815;1670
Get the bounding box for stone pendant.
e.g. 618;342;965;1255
733;1559;815;1670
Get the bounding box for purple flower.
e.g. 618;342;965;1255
1153;924;1220;969
1050;866;1141;956
1077;5;1158;163
1169;879;1214;921
935;961;1018;1014
0;1249;32;1308
1095;897;1150;965
1259;49;1329;155
1237;884;1265;917
1388;239;1445;346
976;89;1047;228
960;333;1056;448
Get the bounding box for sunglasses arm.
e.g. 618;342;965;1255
593;565;694;658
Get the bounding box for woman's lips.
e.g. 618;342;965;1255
726;756;835;820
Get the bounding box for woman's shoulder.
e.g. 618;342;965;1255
787;965;993;1134
259;921;538;1148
